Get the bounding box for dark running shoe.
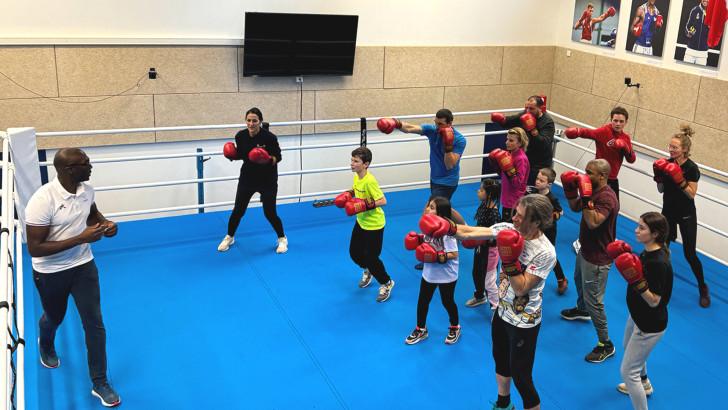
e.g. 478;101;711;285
414;262;424;271
405;327;429;345
585;341;615;363
445;325;461;344
699;284;711;308
560;307;591;321
38;338;59;369
92;382;121;407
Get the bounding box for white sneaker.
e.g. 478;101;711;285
617;379;653;396
572;239;581;255
218;235;234;252
276;236;288;254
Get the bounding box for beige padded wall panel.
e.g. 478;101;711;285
55;46;238;96
153;91;315;142
0;47;58;99
552;47;595;93
444;83;552;124
384;47;502;88
314;88;444;133
694;77;728;132
0;95;154;148
550;84;637;136
501;46;554;85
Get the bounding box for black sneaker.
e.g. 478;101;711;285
445;325;461;344
92;382;121;407
585;341;615;363
405;327;428;345
38;338;59;369
560;307;591;321
414;262;424;271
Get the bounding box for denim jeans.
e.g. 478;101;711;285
430;182;457;200
34;260;108;384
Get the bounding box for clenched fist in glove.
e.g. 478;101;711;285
489;148;517;178
439;126;455;153
615;253;649;293
404;231;424;250
345;198;376;216
560;170;580;200
606;240;633;260
415;243;447;264
334;191;354;208
376;118;402;134
497;229;524;276
491;112;506;126
419;214;457;238
248;147;272;164
223;142;238;161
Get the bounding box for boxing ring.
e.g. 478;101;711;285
1;108;727;409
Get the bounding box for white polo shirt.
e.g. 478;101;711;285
25;178;95;273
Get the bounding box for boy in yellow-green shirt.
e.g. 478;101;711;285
333;147;394;302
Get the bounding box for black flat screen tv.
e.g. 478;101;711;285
243;12;358;77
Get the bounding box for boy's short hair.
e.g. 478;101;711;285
351;146;372;164
539;167;556;183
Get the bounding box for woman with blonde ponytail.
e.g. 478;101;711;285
651;124;709;307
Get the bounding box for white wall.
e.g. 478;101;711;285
0;0;563;46
556;0;728;81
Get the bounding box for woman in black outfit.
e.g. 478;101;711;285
218;107;287;253
652;124;709;307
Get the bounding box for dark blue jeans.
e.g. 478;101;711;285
34;260;108;385
430;182;458;200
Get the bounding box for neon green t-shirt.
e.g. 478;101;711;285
353;172;385;230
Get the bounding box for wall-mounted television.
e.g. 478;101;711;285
243;12;358;77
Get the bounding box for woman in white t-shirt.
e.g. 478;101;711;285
404;196;461;345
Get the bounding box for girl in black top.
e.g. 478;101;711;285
218;107;287;253
614;212;673;409
465;179;502;309
655;125;709;307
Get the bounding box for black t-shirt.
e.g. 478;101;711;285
233;128;282;189
474;204;501;250
504;111;555;170
627;248;673;333
662;158;699;217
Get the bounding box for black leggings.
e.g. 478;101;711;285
416;278;458;328
349;222;390;285
664;210;705;286
227;182;285;238
543;227;565;281
492;313;541;409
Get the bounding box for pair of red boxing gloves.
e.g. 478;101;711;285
560;170;594;210
491;112;537;134
223;142;272;164
376;118;455;153
607;240;649;293
333;190;376;216
563;127;633;158
652;158;687;189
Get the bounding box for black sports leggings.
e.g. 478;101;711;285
664;210;705;286
492;313;541;409
227;182;285;238
416;278;458;328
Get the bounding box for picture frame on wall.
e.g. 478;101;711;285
572;0;621;48
674;0;722;68
625;0;672;57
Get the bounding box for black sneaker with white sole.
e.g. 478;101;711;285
38;338;60;369
92;382;121;407
560;307;591;321
445;325;461;344
585;341;615;363
405;327;428;345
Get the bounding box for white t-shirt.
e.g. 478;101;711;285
491;222;556;328
25;178;95;273
422;235;459;283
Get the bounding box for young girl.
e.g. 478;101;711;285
611;212;673;410
653;124;709;307
464;179;501;309
404;196;460;345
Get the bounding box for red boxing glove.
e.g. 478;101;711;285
615;253;649;293
404;231;424;251
606;240;633;260
564;127;581;139
223;142;238;161
491;112;506;125
612;138;632;157
334;191;353;208
539;95;547;113
376;118;402;134
653;158;669;184
520;113;537;132
419;214;457;238
461;239;485;249
415;243;447;264
248;147;272;164
606;6;616;17
560;170;580;200
655;15;663;29
664;162;688;189
577;174;594;210
439;126;455;153
489;149;517;178
497;229;524;276
632;21;643;37
345;198;375;216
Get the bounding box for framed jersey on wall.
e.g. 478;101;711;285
674;0;722;68
626;0;672;57
572;0;622;48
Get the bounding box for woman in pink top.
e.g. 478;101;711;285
500;127;530;222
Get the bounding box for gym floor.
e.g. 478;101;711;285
22;183;725;409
